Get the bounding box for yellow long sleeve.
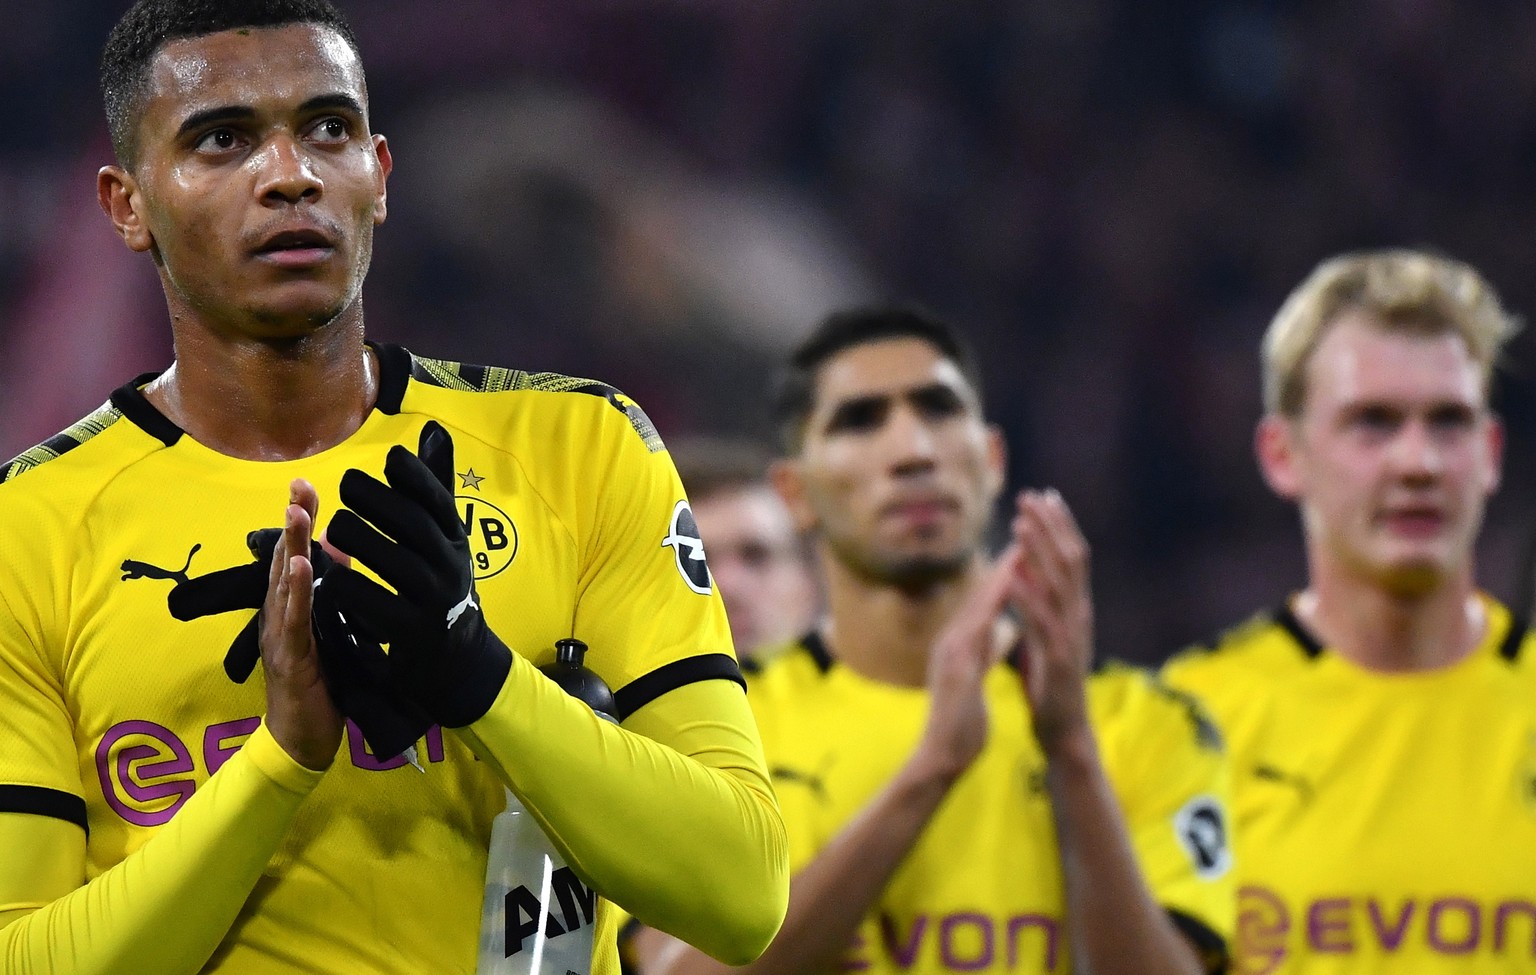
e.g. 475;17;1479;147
459;657;789;965
0;723;322;974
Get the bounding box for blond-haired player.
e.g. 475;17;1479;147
1163;249;1536;973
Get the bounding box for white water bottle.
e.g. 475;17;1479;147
477;640;616;975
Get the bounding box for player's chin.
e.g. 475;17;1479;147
876;546;972;588
247;293;354;336
1371;550;1456;596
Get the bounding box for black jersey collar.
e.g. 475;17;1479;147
1498;614;1528;663
108;342;414;446
109;372;181;447
800;630;835;673
1273;599;1529;664
1271;601;1325;660
372;342;412;414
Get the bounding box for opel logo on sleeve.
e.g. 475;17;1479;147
1173;795;1232;879
662;500;712;595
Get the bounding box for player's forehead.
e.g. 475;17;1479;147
809;337;977;415
141;23;366;134
1304;311;1484;413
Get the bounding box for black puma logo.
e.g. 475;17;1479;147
121;544;202;586
1253;762;1314;803
770;765;828;801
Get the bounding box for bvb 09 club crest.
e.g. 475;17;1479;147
456;482;517;579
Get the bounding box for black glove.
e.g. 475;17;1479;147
309;581;436;760
319;421;514;728
168;528;335;683
169;527;436;761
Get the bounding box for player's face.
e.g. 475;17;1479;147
1258;312;1502;594
693;485;816;655
784;337;1004;588
99;24;390;336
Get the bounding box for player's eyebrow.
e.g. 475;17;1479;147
823;392;892;434
298;93;366;119
906;382;965;412
175;94;365;139
176;104;256;138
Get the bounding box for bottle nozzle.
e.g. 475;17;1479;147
555;638;588;667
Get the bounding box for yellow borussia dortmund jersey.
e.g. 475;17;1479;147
0;344;739;974
747;635;1234;973
1162;596;1536;974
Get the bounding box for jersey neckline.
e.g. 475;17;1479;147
1271;593;1528;671
107;341;414;449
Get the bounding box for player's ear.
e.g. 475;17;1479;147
983;423;1007;500
1255;413;1302;501
371;133;391;226
98;165;154;253
1482;412;1505;496
769;458;818;534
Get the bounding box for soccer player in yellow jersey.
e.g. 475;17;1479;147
0;1;788;972
631;307;1234;975
1161;249;1536;974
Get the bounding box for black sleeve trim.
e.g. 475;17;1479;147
370;341;413;415
0;785;88;834
1499;614;1529;663
616;914;643;975
612;653;745;721
1167;907;1230;974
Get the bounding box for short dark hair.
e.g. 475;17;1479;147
101;0;362;167
771;304;984;454
670;436;776;503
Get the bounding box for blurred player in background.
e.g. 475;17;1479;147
670;437;819;662
631;306;1234;974
1163;249;1536;973
0;1;787;971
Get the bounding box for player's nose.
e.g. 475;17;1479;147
254;133;323;205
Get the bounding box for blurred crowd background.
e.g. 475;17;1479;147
3;0;1535;665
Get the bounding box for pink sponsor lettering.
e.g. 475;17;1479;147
841;930;870;971
425;724;446;763
870;912;1062;971
1495;900;1536;954
345;720;445;771
346;720;411;771
1237;885;1290;975
203;717;261;775
1307;898;1353;953
1365;899;1414;951
1006;914;1060;971
1427;898;1480;954
939;914;994;971
1242;889;1536;962
879;913;927;967
95;720;195;827
98;716;452;826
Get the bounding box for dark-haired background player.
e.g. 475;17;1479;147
0;2;786;972
1162;249;1536;974
632;306;1233;975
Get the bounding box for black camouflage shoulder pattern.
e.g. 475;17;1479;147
409;354;664;453
0;400;124;484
